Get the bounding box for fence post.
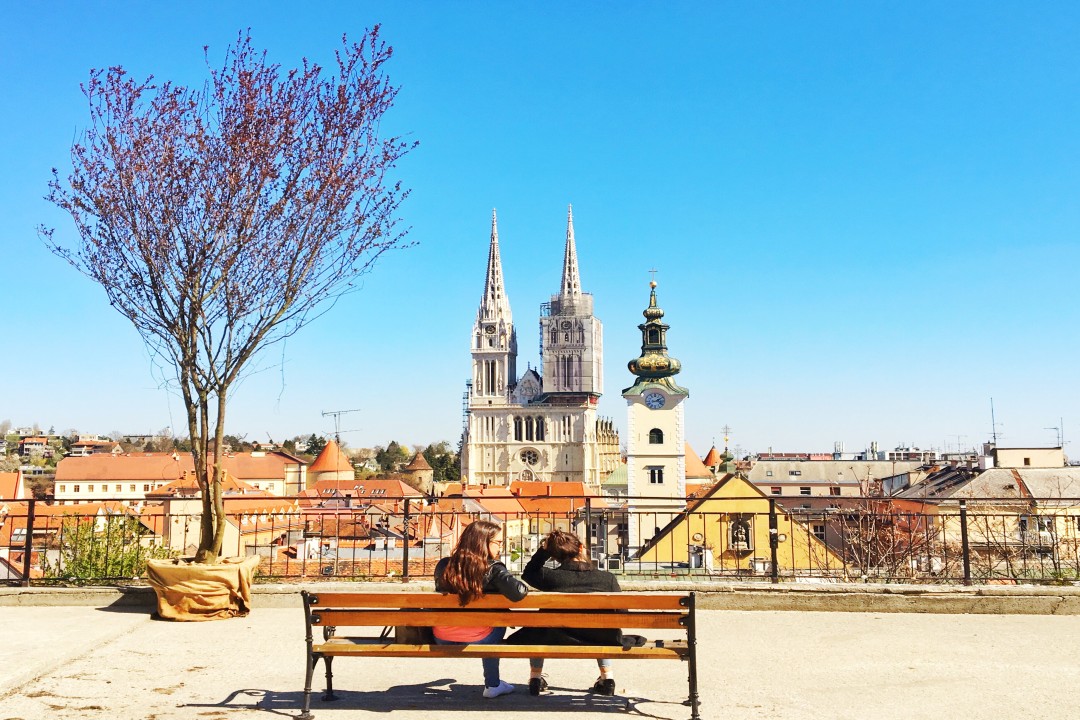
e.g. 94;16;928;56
21;499;35;587
768;499;779;584
584;496;593;559
402;498;411;580
959;500;971;586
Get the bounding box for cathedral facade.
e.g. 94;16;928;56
461;207;620;487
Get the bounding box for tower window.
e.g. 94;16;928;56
535;417;545;441
514;417;522;441
648;328;660;344
526;416;534;441
648;466;664;484
648;428;664;444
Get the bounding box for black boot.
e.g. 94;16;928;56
589;678;616;696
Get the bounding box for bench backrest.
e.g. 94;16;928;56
302;591;693;632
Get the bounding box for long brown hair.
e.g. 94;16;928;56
441;520;501;606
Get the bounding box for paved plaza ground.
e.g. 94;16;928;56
2;602;1079;720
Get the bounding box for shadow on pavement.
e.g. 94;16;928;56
182;679;683;718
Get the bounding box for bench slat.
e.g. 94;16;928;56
312;609;685;630
313;639;689;660
306;592;687;611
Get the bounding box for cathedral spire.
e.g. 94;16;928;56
560;204;582;300
479;209;512;323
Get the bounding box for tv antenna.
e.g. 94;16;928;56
989;397;1003;445
1045;423;1063;448
322;408;361;443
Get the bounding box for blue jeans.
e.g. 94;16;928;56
435;627;506;687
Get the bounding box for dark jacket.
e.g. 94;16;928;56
508;547;622;646
433;556;529;602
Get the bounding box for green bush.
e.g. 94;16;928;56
43;515;175;581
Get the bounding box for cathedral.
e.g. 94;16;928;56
461;207;621;487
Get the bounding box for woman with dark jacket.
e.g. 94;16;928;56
433;519;529;698
509;529;622;696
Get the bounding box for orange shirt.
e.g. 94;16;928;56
433;625;492;642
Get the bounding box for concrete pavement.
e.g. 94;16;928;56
2;601;1080;719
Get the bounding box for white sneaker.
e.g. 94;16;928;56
483;680;515;698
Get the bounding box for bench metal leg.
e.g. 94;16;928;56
299;653;319;720
685;593;702;720
322;656;338;702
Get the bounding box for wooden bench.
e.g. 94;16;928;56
299;590;701;719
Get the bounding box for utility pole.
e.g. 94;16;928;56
321;408;361;443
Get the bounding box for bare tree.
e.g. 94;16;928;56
42;28;415;563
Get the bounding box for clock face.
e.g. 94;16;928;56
484;325;496;334
644;392;666;409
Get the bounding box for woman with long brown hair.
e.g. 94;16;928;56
433;519;528;698
508;529;624;696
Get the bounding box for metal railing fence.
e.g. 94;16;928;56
4;495;1080;586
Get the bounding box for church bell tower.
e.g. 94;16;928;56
623;280;689;551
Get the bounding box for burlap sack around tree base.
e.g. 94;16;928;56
146;555;261;621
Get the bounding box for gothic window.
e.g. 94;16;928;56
521;449;539;465
649;428;664;444
564;332;570;342
550;329;558;344
525;416;534;441
514;417;522;441
648;466;664;484
535;417;545;441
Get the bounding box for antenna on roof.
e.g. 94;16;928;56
989;397;1002;445
322;409;361;444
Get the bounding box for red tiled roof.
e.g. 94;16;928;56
309;478;423;499
0;472;24;500
55;452;300;483
462;486;527;516
308;440;354;474
508;481;606;514
684;443;714;480
148;471;260;497
702;446;722;468
404;452;432;471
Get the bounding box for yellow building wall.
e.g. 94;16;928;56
639;475;843;571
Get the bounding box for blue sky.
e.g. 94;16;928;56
1;2;1077;457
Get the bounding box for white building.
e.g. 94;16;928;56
623;281;690;551
461;207;620;487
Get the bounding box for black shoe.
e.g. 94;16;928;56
589;678;616;696
528;676;548;696
621;634;647;649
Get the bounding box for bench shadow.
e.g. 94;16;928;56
180;680;683;718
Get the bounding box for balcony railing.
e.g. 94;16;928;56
3;495;1080;586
